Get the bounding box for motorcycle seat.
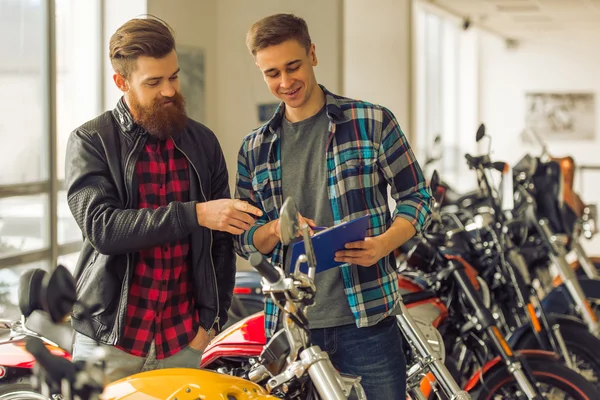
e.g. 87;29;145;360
24;310;74;354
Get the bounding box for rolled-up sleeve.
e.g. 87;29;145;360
233;141;268;258
377;107;433;233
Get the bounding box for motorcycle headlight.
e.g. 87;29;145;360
582;204;598;239
407;316;446;363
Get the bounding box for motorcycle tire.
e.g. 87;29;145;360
472;358;600;399
0;383;48;400
516;323;600;392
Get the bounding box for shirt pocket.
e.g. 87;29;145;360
251;175;276;217
338;148;378;179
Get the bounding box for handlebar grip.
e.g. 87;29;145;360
26;336;77;383
249;253;281;284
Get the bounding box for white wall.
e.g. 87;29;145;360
102;0;148;111
479;30;600;253
147;0;218;129
343;0;413;136
214;0;343;192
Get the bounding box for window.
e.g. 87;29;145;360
414;4;479;193
56;0;101;181
0;0;46;185
57;251;80;274
0;195;49;257
0;0;50;273
0;0;101;281
0;261;49;320
55;0;101;246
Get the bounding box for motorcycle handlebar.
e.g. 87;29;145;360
249;253;282;284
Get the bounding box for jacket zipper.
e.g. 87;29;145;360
114;134;143;345
172;139;220;332
124;134;143;209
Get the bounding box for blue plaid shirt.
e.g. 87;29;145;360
235;86;432;338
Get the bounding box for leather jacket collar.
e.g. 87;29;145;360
111;97;140;137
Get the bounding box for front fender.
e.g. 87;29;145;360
463;350;558;392
541;277;600;315
579;277;600;300
508;313;587;349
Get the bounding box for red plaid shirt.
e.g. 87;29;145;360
119;136;198;359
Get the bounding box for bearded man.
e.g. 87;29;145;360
64;16;262;383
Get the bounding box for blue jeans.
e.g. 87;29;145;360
310;317;406;399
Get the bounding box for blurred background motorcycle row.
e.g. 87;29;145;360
2;0;600;399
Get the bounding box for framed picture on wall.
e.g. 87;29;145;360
178;45;205;123
525;92;596;141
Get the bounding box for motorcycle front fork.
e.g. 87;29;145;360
396;303;471;400
571;239;600;279
538;219;600;337
452;266;544;400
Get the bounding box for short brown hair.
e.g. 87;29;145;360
109;15;176;78
246;13;312;56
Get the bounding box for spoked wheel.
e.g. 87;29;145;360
516;324;600;392
473;359;600;400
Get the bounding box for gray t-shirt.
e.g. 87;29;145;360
280;106;355;329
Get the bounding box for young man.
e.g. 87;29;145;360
235;14;433;399
66;16;262;382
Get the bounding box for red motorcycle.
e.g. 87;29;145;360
201;191;599;398
0;269;72;398
201;275;454;399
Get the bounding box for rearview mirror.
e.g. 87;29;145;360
476;124;486;142
430;170;440;192
41;265;77;323
18;268;48;318
279;197;301;246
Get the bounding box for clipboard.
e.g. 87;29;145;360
288;214;370;274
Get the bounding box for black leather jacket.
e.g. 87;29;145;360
65;99;235;345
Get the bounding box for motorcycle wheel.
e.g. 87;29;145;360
472;359;600;399
0;383;48;400
516;324;600;392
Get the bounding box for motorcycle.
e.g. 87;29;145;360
225;269;264;330
203;197;471;400
434;124;600;338
512;129;600;318
509;151;600;336
0;268;72;399
436;153;600;391
207;188;600;398
400;185;600;399
19;197;368;400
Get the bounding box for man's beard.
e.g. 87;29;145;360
128;90;187;140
